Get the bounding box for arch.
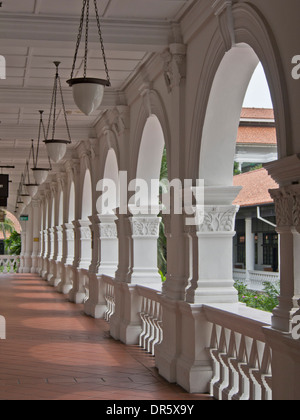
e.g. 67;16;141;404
68;181;75;223
81;169;92;220
134;114;165;209
188;2;290;180
199;43;259;186
97;148;120;215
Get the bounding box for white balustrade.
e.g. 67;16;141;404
233;269;279;292
137;285;163;356
102;276;116;322
0;256;20;274
204;304;272;400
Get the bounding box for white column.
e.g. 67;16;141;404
98;214;118;277
57;222;75;294
186;186;241;304
245;217;255;282
31;200;41;274
23;206;33;273
129;207;162;288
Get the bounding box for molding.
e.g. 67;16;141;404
264;155;300;186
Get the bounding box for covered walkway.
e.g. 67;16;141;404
0;274;211;401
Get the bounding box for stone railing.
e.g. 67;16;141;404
137;285;163;356
203;304;272;400
0;256;20;274
233;269;279;292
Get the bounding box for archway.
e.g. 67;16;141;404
96;148;119;277
79;169;93;270
130;114;166;287
189;43;278;304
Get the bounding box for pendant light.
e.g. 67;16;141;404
19;174;31;208
24;142;39;197
32;111;52;185
67;0;111;116
44;61;72;163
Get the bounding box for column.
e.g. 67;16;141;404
57;222;75;294
186;186;240;304
110;211;132;341
68;219;91;303
31;199;41;274
23;206;33;273
129;209;162;288
85;214;119;319
269;186;299;332
245;217;255;284
174;186;240;393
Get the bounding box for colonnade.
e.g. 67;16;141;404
15;0;300;399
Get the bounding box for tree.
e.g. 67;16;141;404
5;231;21;255
0;216;15;241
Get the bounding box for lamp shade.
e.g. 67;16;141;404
44;140;67;163
67;78;108;116
21;194;31;206
26;184;39;198
32;168;49;185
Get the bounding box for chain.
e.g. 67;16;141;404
84;0;89;78
71;0;87;80
70;0;111;85
94;0;111;85
58;76;72;143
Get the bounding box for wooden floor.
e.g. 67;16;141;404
0;274;212;401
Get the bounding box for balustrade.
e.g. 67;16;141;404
0;256;20;274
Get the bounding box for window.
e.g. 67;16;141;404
263;233;278;270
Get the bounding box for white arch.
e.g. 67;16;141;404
82;169;92;220
68;182;75;223
199;44;259;186
135;114;165;209
96;149;119;215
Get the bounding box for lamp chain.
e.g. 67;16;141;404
70;0;110;85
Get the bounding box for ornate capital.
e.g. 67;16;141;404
269;187;293;228
130;216;161;237
197;205;238;233
100;222;118;239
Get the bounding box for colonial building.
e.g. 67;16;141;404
0;0;300;401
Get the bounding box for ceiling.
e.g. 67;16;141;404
0;0;195;213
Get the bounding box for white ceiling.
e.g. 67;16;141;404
0;0;195;213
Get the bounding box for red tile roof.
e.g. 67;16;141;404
237;126;277;145
241;108;274;119
233;168;278;207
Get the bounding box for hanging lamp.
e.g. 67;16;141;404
32;110;52;185
67;0;111;116
24;142;39;197
44;61;72;163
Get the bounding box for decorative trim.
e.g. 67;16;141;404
130;217;161;237
198;205;238;233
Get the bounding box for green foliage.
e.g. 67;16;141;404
234;162;241;175
234;280;280;312
158;147;168;279
0;216;15;241
5;231;21;255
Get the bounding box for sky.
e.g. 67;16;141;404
243;63;273;109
